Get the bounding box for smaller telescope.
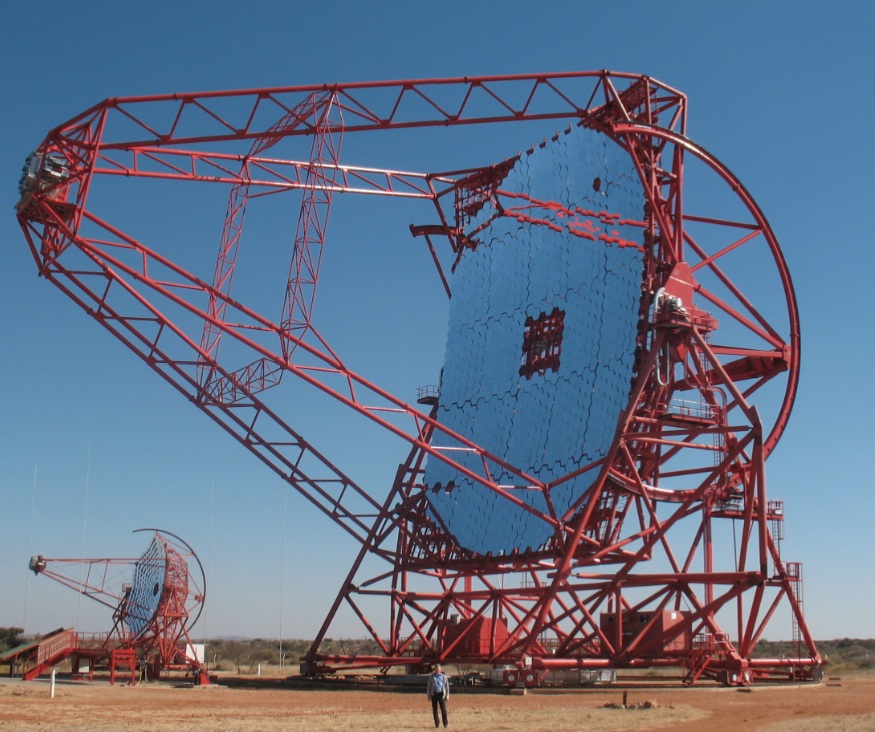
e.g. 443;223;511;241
27;529;208;684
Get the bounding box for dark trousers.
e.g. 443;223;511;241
431;694;448;727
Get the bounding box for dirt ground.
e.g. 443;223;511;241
1;673;873;731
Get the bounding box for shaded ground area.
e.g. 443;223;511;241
1;673;873;731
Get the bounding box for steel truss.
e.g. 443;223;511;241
17;72;820;685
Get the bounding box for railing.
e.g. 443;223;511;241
417;385;440;405
74;632;110;649
663;397;719;423
685;631;733;682
35;629;76;666
21;628;77;679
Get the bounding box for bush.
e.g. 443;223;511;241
0;627;24;654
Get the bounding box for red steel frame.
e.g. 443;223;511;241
16;72;821;685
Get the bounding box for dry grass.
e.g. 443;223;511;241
2;673;875;731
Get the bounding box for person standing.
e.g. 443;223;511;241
426;663;450;728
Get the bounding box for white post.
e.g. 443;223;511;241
257;663;262;676
50;669;56;699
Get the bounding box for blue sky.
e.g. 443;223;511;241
1;1;873;644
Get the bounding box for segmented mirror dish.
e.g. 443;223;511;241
425;124;645;554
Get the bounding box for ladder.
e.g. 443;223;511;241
785;561;804;659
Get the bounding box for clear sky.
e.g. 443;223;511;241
1;1;873;645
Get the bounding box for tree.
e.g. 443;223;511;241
0;627;24;654
221;640;251;674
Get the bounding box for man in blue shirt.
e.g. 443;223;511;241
426;663;450;728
